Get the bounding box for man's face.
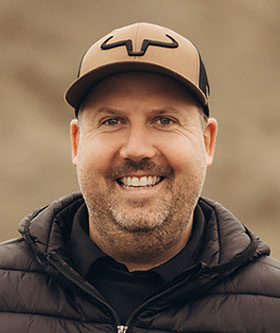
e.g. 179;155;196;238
71;72;216;249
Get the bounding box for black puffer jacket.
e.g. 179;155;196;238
0;192;280;333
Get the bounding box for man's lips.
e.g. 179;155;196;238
116;175;165;189
107;160;173;189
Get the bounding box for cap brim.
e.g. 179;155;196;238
64;61;208;111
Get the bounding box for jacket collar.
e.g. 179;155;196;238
18;192;270;301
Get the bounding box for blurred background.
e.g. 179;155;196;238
1;0;279;258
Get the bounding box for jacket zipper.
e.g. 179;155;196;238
25;223;202;332
122;262;205;333
117;326;128;333
46;254;204;333
122;290;168;332
46;255;122;332
47;254;160;333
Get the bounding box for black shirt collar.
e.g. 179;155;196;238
69;204;107;276
69;202;206;282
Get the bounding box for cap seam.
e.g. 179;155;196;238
133;23;140;60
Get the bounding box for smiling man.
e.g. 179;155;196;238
1;22;280;333
71;72;216;273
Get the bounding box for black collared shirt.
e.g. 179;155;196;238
68;203;206;323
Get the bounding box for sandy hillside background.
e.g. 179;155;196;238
1;0;279;258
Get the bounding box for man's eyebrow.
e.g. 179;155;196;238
151;107;181;114
92;106;181;117
95;107;122;115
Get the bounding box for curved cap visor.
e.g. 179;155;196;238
65;62;208;110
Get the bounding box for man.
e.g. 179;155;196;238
0;22;279;333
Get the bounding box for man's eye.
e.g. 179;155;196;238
157;117;173;125
104;118;120;126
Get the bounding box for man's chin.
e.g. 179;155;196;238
110;208;169;233
117;197;156;208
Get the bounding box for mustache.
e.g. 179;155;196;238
107;159;174;179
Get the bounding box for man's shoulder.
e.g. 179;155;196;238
245;255;280;293
257;254;280;271
215;255;280;298
0;237;42;273
0;192;84;273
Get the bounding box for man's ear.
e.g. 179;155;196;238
203;118;218;167
70;119;80;167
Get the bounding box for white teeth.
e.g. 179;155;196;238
119;176;161;188
132;177;139;186
139;177;147;186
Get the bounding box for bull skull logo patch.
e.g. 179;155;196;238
101;34;178;56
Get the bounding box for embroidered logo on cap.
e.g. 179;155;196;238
101;34;178;56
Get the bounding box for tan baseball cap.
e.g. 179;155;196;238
65;22;210;116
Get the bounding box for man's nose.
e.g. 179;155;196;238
119;126;157;161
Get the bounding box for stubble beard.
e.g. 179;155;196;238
77;159;207;264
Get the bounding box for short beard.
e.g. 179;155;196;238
78;158;206;264
105;183;174;233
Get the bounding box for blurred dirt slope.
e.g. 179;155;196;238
0;0;279;258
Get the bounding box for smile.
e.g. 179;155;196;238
117;176;164;189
